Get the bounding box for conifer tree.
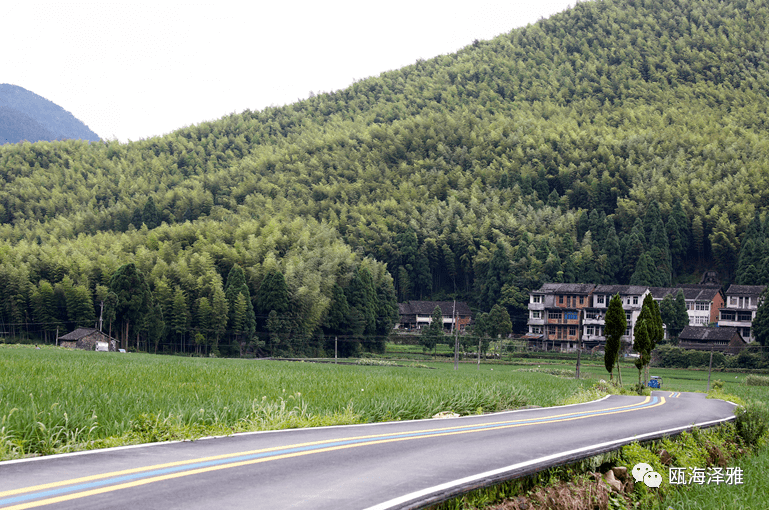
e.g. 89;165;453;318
753;290;769;347
633;318;650;386
604;293;626;384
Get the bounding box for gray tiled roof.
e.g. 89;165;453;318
725;285;766;297
649;286;721;301
57;327;100;340
678;326;743;342
592;285;648;295
398;301;472;316
534;283;595;294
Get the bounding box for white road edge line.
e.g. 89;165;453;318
364;413;737;510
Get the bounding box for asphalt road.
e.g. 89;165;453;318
0;391;736;510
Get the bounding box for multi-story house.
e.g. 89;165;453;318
581;285;650;349
718;285;766;342
527;283;594;352
650;285;724;328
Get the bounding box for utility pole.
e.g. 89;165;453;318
99;301;104;332
453;300;460;370
335;336;338;364
707;344;714;391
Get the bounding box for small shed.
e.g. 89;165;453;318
678;326;746;355
58;327;118;352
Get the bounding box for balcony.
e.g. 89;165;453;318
546;318;580;325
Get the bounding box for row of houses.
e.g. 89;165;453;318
525;281;766;354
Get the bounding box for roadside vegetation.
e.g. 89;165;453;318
0;345;584;460
430;367;769;510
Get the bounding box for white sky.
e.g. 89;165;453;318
2;1;576;143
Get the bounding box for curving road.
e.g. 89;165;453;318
0;391;736;510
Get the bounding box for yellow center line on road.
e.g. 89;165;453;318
2;396;665;510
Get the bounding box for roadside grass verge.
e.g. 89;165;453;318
0;345;588;460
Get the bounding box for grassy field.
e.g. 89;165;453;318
0;344;588;460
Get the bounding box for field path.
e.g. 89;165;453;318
0;391;735;510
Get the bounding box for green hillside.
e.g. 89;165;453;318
1;0;769;354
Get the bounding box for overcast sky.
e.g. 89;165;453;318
3;1;577;143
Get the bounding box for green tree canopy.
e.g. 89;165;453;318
604;293;627;382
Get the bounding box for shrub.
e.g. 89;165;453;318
734;402;768;447
746;374;769;386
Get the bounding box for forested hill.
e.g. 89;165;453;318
0;84;100;144
1;0;769;354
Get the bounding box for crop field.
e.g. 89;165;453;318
0;345;588;460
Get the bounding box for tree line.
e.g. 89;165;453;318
2;0;769;349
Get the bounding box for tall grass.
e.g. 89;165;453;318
0;345;586;459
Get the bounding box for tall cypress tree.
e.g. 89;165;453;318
604;293;626;384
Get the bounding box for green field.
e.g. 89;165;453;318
0;345;588;460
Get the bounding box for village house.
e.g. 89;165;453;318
718;284;766;342
526;283;594;352
58;327;118;351
677;325;746;355
396;301;472;331
582;285;650;349
650;284;724;327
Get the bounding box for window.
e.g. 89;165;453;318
696;302;709;311
730;297;739;306
569;326;577;336
625;311;632;321
596;295;604;304
548;311;561;320
548;325;556;335
633;296;638;305
585;311;597;319
531;311;542;319
565;312;578;321
738;312;753;322
721;311;736;321
530;326;542;334
743;328;751;338
559;295;564;304
579;296;584;305
532;295;542;303
586;326;594;336
625;327;631;336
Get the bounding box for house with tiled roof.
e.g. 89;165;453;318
527;283;595;352
678;326;746;355
582;285;650;348
58;327;118;351
650;285;724;326
718;284;767;342
397;301;472;331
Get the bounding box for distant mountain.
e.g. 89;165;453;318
0;84;100;144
